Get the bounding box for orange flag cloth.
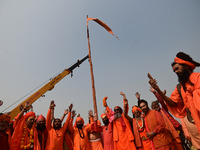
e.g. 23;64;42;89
87;17;119;40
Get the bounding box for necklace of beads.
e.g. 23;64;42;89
20;126;34;149
136;117;144;132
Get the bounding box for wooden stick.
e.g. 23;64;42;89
87;15;98;119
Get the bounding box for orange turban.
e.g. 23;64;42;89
174;57;196;70
75;117;84;127
0;114;10;122
36;114;46;123
101;113;106;119
24;112;36;120
132;106;142;113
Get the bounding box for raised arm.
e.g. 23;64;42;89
60;109;69;123
120;92;129;115
46;100;55;130
18;101;31;120
150;87;169;112
120;92;132;122
135;92;140;101
103;97;111;115
67;110;76;133
149;78;176;106
63;103;73;131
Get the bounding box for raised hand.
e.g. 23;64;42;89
93;113;97;122
149;78;159;91
50;100;56;109
0;100;3;106
64;109;69;115
135;92;140;100
69;103;73;112
120;92;126;99
103;97;108;107
149;86;156;94
88;110;94;117
163;90;167;95
72;110;77;118
24;101;31;110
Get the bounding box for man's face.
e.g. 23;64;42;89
139;102;149;114
133;109;141;118
26;116;35;129
36;119;46;131
114;107;122;114
173;64;191;83
0;121;9;132
114;107;122;119
76;120;83;129
53;119;61;129
151;102;160;111
102;116;109;126
172;64;185;77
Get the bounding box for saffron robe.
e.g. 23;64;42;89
10;115;41;150
113;115;136;150
63;118;74;150
37;129;48;150
154;92;183;149
168;72;200;133
68;123;92;150
180;116;200;149
132;118;151;150
101;123;114;150
45;109;71;150
144;109;173;149
105;105;136;150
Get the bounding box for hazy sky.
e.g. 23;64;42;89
0;0;200;123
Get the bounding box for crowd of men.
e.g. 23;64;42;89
0;52;200;150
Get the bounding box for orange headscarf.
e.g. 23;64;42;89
24;112;36;120
174;57;196;70
101;113;106;119
75;117;84;127
36;114;46;123
132;106;142;113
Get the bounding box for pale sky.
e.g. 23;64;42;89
0;0;200;123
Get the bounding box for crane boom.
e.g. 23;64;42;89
9;55;89;120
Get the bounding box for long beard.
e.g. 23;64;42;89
115;112;122;119
103;119;109;126
53;124;61;130
177;68;190;83
36;124;46;131
177;68;193;91
77;124;83;129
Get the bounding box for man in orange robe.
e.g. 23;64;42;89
10;102;41;150
68;116;93;150
88;110;104;150
0;113;11;150
100;113;114;150
103;96;136;150
63;118;74;150
148;52;200;145
121;92;151;150
36;115;48;150
139;99;181;150
45;101;72;150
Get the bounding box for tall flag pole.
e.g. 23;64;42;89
86;15;118;119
